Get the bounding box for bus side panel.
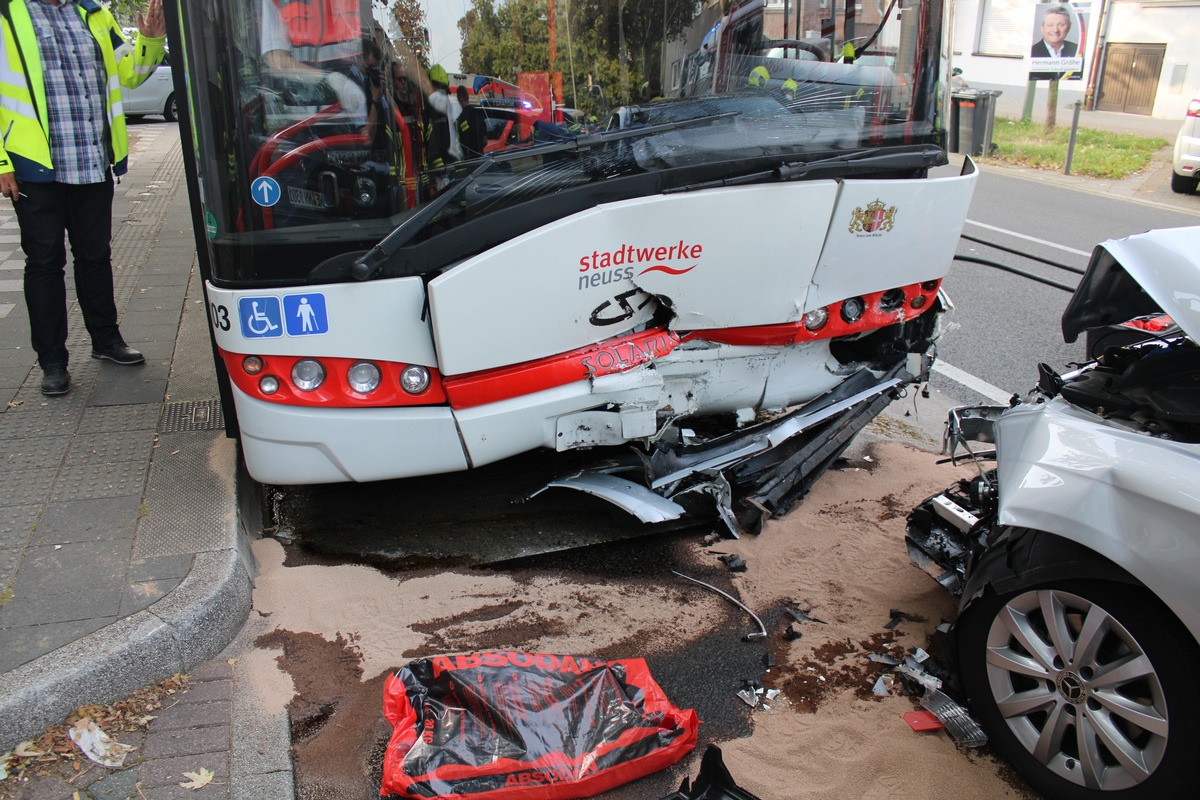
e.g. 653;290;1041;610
807;166;979;310
233;388;469;484
205;277;437;366
428;183;838;378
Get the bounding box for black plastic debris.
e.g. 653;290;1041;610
718;554;748;572
786;606;827;625
884;609;922;630
782;625;802;641
761;653;776;671
658;744;766;800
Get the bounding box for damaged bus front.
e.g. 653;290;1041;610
166;0;976;525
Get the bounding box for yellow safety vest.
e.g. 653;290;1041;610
0;0;165;181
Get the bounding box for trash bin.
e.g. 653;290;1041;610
949;89;1001;157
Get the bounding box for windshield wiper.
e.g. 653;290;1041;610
483;110;742;165
350;158;492;281
663;145;941;194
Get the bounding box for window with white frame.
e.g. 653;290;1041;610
975;0;1029;57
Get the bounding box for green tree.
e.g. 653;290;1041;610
373;0;431;67
459;0;697;111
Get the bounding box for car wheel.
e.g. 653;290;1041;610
1170;171;1197;194
957;580;1198;799
163;94;177;123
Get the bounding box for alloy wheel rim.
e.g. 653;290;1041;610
984;589;1169;791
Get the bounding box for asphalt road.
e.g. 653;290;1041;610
933;170;1200;405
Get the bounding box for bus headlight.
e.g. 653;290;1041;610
400;365;431;395
841;297;865;323
291;359;325;391
243;355;264;375
347;361;381;394
803;308;828;331
259;375;280;395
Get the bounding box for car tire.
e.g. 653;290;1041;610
163;94;177;123
1170;171;1197;194
957;580;1198;799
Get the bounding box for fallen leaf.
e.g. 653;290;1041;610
179;767;215;789
14;740;44;757
226;658;237;667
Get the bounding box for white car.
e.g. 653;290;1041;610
908;226;1200;799
1171;94;1199;193
123;55;177;122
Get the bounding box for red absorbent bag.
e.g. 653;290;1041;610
381;651;699;799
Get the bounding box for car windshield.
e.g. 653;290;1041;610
174;0;946;285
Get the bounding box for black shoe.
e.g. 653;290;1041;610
91;341;145;365
41;365;71;396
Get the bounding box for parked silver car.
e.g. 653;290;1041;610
123;55;176;122
1171;94;1199;193
908;226;1200;799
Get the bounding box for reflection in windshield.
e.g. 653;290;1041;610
179;0;943;283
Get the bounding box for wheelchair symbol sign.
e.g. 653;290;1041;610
250;177;282;207
238;296;283;339
283;293;329;336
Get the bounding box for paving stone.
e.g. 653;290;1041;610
189;658;234;683
0;546;21;586
79;402;162;433
138;750;231;789
119;578;182;616
10;538;132;597
0;467;56;506
0;503;39;550
140;724;231;761
0;410;79;438
32;495;142;544
0;585;122;627
175;679;232;706
51;461;148;501
88;764;142;800
127;553;194;582
150;700;230;732
0;616;112;672
0;435;71;472
64;430;157;467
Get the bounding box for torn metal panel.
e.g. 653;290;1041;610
528;472;687;524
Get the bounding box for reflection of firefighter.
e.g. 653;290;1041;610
259;0;367;125
418;65;463;195
747;65;770;89
456;86;486;160
781;78;797;103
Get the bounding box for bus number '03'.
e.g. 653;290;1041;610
210;303;231;331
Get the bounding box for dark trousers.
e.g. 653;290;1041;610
16;176;120;368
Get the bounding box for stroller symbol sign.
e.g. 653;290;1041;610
238;296;283;339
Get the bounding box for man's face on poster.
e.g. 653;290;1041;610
1041;11;1070;47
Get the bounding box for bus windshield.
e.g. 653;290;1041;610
173;0;946;286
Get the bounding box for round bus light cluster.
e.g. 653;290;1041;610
803;308;829;331
291;359;326;391
840;296;866;324
400;365;431;395
348;361;381;394
259;375;280;395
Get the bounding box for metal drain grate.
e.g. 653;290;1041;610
160;399;225;433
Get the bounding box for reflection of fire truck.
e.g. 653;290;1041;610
448;73;572;154
679;0;914;123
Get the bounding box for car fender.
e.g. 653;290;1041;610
990;397;1200;642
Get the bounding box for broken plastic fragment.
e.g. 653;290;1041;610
921;689;987;747
765;688;780;701
762;653;776;670
872;674;895;696
783;624;802;641
903;710;945;732
869;653;900;666
719;554;748;572
736;689;759;708
910;647;930;663
68;718;136;768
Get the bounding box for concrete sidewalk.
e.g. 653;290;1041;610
0;107;1196;800
0;124;258;780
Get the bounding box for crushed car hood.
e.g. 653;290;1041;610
1062;225;1200;344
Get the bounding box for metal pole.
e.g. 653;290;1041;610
1064;99;1082;175
1022;80;1036;122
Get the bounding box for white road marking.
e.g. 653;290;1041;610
965;219;1092;258
933;361;1012;404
